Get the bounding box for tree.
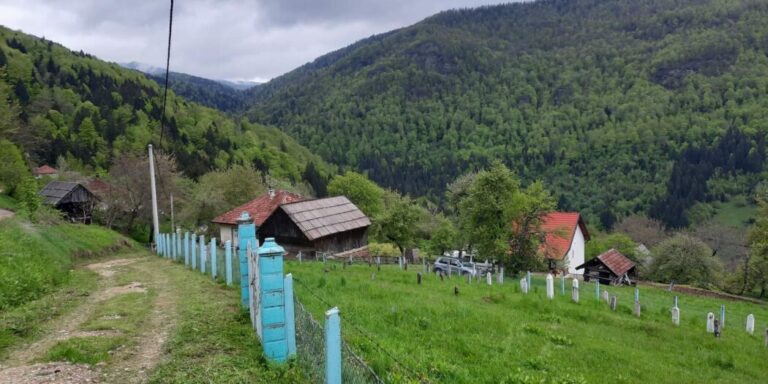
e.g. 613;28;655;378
302;161;327;197
327;171;384;218
747;192;768;297
0;139;28;196
506;181;556;273
648;234;723;288
375;192;421;255
614;215;667;248
586;233;638;262
427;216;459;258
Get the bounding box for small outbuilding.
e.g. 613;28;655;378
212;189;304;246
39;181;99;223
259;196;370;258
575;248;637;285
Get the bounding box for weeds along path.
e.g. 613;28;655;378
0;253;182;384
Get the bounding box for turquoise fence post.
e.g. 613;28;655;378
225;240;233;285
200;234;206;274
325;307;341;384
165;234;170;258
258;237;288;362
171;233;176;260
176;231;182;261
157;234;163;256
184;232;190;266
635;288;640;302
284;273;297;358
238;212;256;308
721;305;726;328
561;275;565;295
189;233;197;271
211;238;217;279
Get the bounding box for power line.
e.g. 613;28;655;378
158;0;174;146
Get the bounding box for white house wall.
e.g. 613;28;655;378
568;226;585;275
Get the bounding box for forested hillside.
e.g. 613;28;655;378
246;0;768;228
0;26;328;182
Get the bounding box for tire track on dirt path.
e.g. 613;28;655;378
101;257;180;384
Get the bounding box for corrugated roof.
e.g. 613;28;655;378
596;249;636;276
39;181;92;205
540;212;590;260
212;190;304;226
279;196;370;241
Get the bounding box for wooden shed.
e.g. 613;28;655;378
39;181;99;223
259;196;370;258
575;248;637;285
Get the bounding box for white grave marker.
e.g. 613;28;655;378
746;314;755;335
602;290;610;303
520;278;528;294
546;273;554;299
571;278;579;303
486;272;492;285
707;312;715;333
671;306;680;326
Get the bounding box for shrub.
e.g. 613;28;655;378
648;234;723;288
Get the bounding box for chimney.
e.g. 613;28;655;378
268;188;275;200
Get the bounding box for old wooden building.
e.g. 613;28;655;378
575;248;637;285
212;189;304;245
259;196;370;257
39;181;99;223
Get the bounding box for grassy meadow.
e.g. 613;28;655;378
287;261;768;383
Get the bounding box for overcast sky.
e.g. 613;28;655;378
0;0;511;82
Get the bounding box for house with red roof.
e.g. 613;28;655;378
33;165;58;179
212;189;304;246
540;212;590;275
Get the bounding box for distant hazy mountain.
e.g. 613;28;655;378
119;62;259;112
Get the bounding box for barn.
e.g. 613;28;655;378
575;248;637;285
540;212;590;275
258;196;370;258
39;181;99;223
212;189;304;246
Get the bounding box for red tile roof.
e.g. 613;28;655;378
540;212;590;260
33;165;57;175
595;248;636;276
212;190;304;226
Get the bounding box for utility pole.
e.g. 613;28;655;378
149;144;160;249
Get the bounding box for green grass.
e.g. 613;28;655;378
712;199;757;228
0;269;99;359
148;261;306;383
0;218;128;310
287;261;768;383
0;194;19;210
44;336;128;365
81;291;154;333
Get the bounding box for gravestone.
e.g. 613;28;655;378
671;306;680;326
371;273;376;280
561;275;565;296
673;295;678;308
521;278;529;294
497;267;504;284
487;272;492;286
526;271;531;290
595;280;600;300
707;312;715;333
610;295;617;311
454;286;459;296
634;301;641;317
602;290;610;303
746;314;755;335
546;273;554;299
571;278;579;303
720;305;726;329
417;273;422;285
714;319;721;338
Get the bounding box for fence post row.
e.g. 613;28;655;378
191;234;197;270
238;212;256;308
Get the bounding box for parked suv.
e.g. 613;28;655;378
433;257;476;276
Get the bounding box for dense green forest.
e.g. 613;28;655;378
246;0;768;228
143;70;250;113
0;25;328;183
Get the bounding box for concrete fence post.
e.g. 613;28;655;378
191;234;197;270
165;234;170;258
176;231;181;261
238;212;256;308
158;233;163;256
200;234;206;274
184;232;190;266
211;238;217;279
284;273;297;358
325;307;342;384
259;238;287;362
225;240;233;285
171;233;176;260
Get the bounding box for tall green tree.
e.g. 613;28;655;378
375;192;422;255
327;171;384;218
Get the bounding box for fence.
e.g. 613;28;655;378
153;212;382;384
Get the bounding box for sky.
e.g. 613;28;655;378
0;0;510;82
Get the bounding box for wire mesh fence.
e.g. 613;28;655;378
294;298;384;384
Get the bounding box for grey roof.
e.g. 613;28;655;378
279;196;370;241
39;181;96;205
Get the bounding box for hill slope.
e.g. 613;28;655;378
0;26;328;182
246;0;768;226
